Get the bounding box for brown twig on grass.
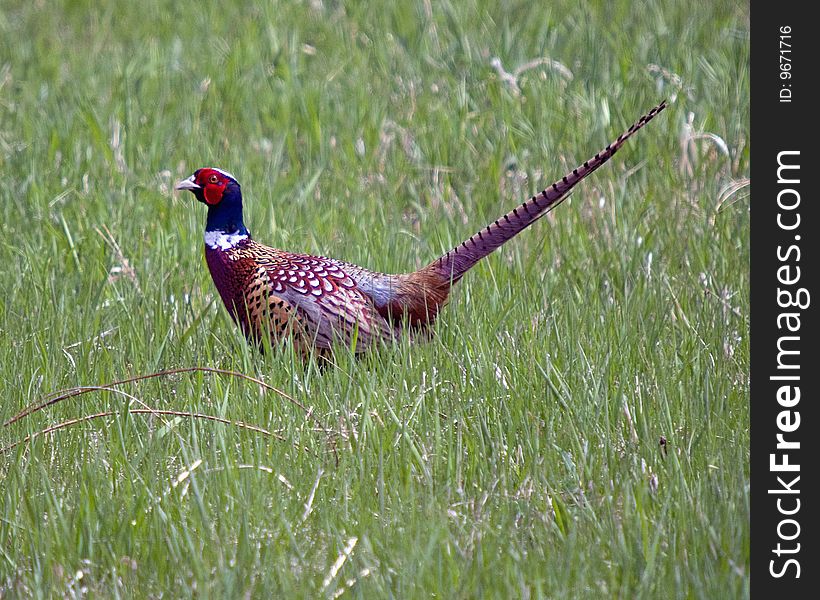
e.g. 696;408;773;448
4;366;339;462
0;408;283;455
9;367;298;426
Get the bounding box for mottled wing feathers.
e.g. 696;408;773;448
241;242;393;351
240;266;312;343
253;253;357;297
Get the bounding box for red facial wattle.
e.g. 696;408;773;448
203;181;226;205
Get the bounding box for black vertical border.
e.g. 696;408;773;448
751;2;817;596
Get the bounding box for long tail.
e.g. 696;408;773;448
426;100;667;284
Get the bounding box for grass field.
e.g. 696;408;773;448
0;0;749;597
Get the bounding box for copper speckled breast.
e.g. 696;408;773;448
204;242;256;325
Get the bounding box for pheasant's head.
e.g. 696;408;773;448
175;167;241;206
176;167;248;235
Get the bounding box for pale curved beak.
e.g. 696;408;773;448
175;175;201;192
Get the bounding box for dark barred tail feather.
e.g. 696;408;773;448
425;100;667;285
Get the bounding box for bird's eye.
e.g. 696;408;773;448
208;175;219;184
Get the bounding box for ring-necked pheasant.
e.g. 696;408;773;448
176;101;666;358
